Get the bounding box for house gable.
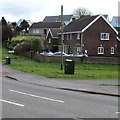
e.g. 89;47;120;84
60;15;118;57
63;15;118;34
46;29;60;39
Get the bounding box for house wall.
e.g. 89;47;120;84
82;17;118;57
46;32;59;52
58;33;81;54
29;28;45;36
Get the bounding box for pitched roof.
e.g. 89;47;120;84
30;22;61;29
103;15;108;19
57;15;73;22
47;28;60;38
112;16;120;24
63;15;118;34
50;29;61;37
63;15;97;33
43;16;58;22
43;15;73;22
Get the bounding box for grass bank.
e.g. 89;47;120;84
2;47;119;79
11;35;40;41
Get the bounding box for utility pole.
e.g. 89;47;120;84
61;5;64;70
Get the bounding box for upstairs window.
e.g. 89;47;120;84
48;38;51;43
70;34;72;40
77;33;80;39
67;34;69;40
101;33;109;40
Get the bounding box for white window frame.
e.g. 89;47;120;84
101;33;109;40
111;47;114;54
77;33;80;40
36;29;40;34
70;33;72;40
98;47;104;54
33;29;36;34
48;38;51;43
76;47;81;53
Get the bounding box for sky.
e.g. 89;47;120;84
0;0;119;23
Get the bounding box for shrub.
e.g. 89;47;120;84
14;37;44;54
31;38;44;52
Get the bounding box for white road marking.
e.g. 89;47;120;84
0;99;24;107
9;89;64;103
116;112;120;114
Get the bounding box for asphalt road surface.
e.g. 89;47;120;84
1;77;119;119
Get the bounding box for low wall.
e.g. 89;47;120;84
20;51;119;64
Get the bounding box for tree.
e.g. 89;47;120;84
20;20;29;33
1;17;7;25
1;17;13;46
73;7;92;19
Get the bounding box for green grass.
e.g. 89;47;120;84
99;84;120;86
2;47;119;79
11;35;40;41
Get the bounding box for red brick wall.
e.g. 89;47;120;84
83;17;118;57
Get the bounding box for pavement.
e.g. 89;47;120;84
1;64;120;97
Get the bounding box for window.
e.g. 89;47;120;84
33;29;36;34
36;29;40;34
33;29;39;34
70;34;72;40
98;47;104;54
77;47;81;53
77;33;80;39
67;34;69;40
101;33;109;40
48;38;51;43
111;47;114;54
61;34;64;40
44;29;47;34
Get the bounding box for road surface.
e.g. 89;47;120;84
2;77;119;119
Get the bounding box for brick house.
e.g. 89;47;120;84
46;28;60;52
58;15;118;57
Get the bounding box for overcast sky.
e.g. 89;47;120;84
0;0;119;23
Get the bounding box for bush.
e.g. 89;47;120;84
14;38;44;54
31;38;44;52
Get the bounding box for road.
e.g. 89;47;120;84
1;77;119;119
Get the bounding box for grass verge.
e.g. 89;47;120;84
2;47;119;79
99;84;120;86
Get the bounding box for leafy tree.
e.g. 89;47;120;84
73;7;92;19
20;20;29;33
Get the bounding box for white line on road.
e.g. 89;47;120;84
9;89;64;103
0;99;24;107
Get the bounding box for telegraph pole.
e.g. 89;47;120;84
61;5;64;70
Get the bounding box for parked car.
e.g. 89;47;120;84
53;52;70;56
8;50;14;54
74;52;88;57
40;51;54;56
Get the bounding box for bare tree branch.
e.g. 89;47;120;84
73;7;92;19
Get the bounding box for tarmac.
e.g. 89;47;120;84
1;64;120;97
